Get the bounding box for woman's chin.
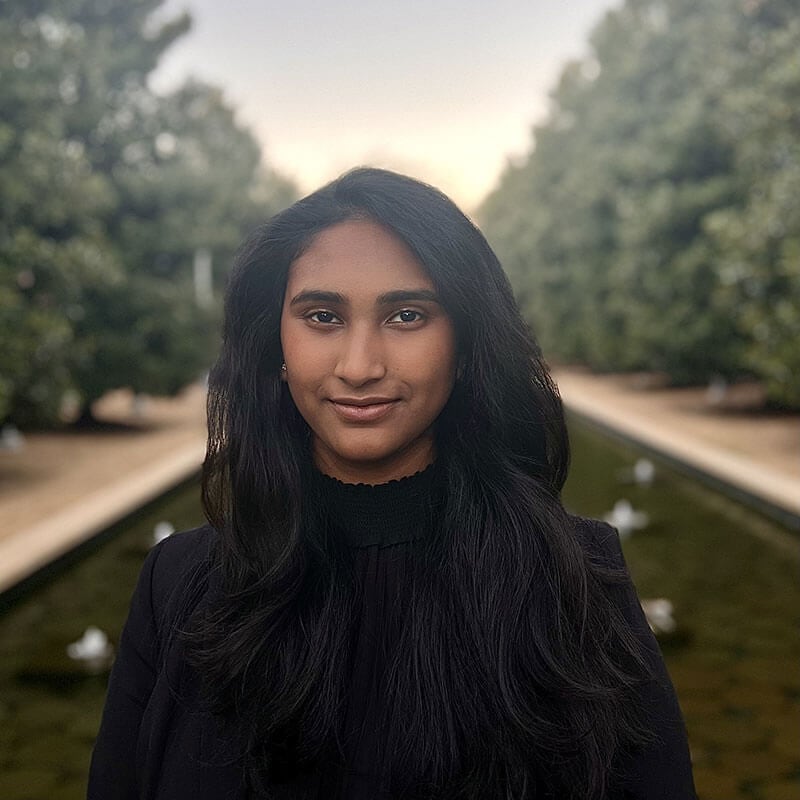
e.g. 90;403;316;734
314;438;433;483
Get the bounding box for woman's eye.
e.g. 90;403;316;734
307;310;340;324
389;309;423;324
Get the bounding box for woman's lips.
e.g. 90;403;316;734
328;399;399;422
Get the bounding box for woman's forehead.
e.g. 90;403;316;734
285;219;435;298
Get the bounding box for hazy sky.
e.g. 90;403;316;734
152;0;618;211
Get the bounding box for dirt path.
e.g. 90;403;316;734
0;384;207;539
553;368;799;520
554;369;798;478
0;386;207;591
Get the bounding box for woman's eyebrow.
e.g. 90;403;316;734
377;289;440;305
289;289;440;307
289;290;346;306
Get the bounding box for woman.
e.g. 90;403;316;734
89;168;696;799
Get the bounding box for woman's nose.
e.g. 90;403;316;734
333;327;387;386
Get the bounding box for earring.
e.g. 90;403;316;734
281;362;287;372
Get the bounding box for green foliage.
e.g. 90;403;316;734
705;11;800;406
481;0;800;406
0;1;296;426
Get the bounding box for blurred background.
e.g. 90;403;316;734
0;1;798;798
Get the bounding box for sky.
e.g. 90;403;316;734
151;0;619;212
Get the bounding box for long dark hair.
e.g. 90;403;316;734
187;168;651;798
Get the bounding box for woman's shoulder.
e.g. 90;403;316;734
141;523;218;631
568;513;626;570
149;522;216;577
568;514;655;646
151;523;217;567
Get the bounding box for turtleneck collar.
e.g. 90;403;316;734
314;462;441;548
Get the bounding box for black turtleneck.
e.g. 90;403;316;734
312;463;440;799
315;462;439;548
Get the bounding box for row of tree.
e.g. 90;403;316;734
480;0;799;407
1;0;296;426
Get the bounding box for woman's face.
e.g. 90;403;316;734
280;218;457;484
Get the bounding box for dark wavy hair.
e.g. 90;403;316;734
187;167;651;798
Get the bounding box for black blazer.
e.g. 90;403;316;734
87;522;696;799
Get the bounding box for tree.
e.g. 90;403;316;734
480;0;800;405
0;1;296;425
0;4;122;423
70;80;289;408
705;7;800;405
